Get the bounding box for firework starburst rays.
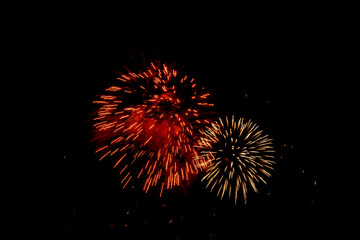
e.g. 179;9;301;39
197;116;275;204
92;62;214;195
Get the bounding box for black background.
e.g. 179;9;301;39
55;10;326;239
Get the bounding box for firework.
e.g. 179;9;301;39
93;62;213;195
196;116;275;204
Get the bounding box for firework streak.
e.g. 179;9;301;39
93;62;214;195
196;116;275;204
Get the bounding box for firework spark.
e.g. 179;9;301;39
196;116;275;204
93;62;213;195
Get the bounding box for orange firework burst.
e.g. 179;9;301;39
196;116;275;204
92;62;214;195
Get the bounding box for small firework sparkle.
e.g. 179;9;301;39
196;116;275;204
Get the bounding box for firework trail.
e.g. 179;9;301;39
93;62;214;195
196;116;275;204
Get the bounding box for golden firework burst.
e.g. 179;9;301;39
196;116;275;204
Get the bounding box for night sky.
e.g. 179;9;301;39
57;19;324;239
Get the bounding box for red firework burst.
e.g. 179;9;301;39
92;62;214;195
